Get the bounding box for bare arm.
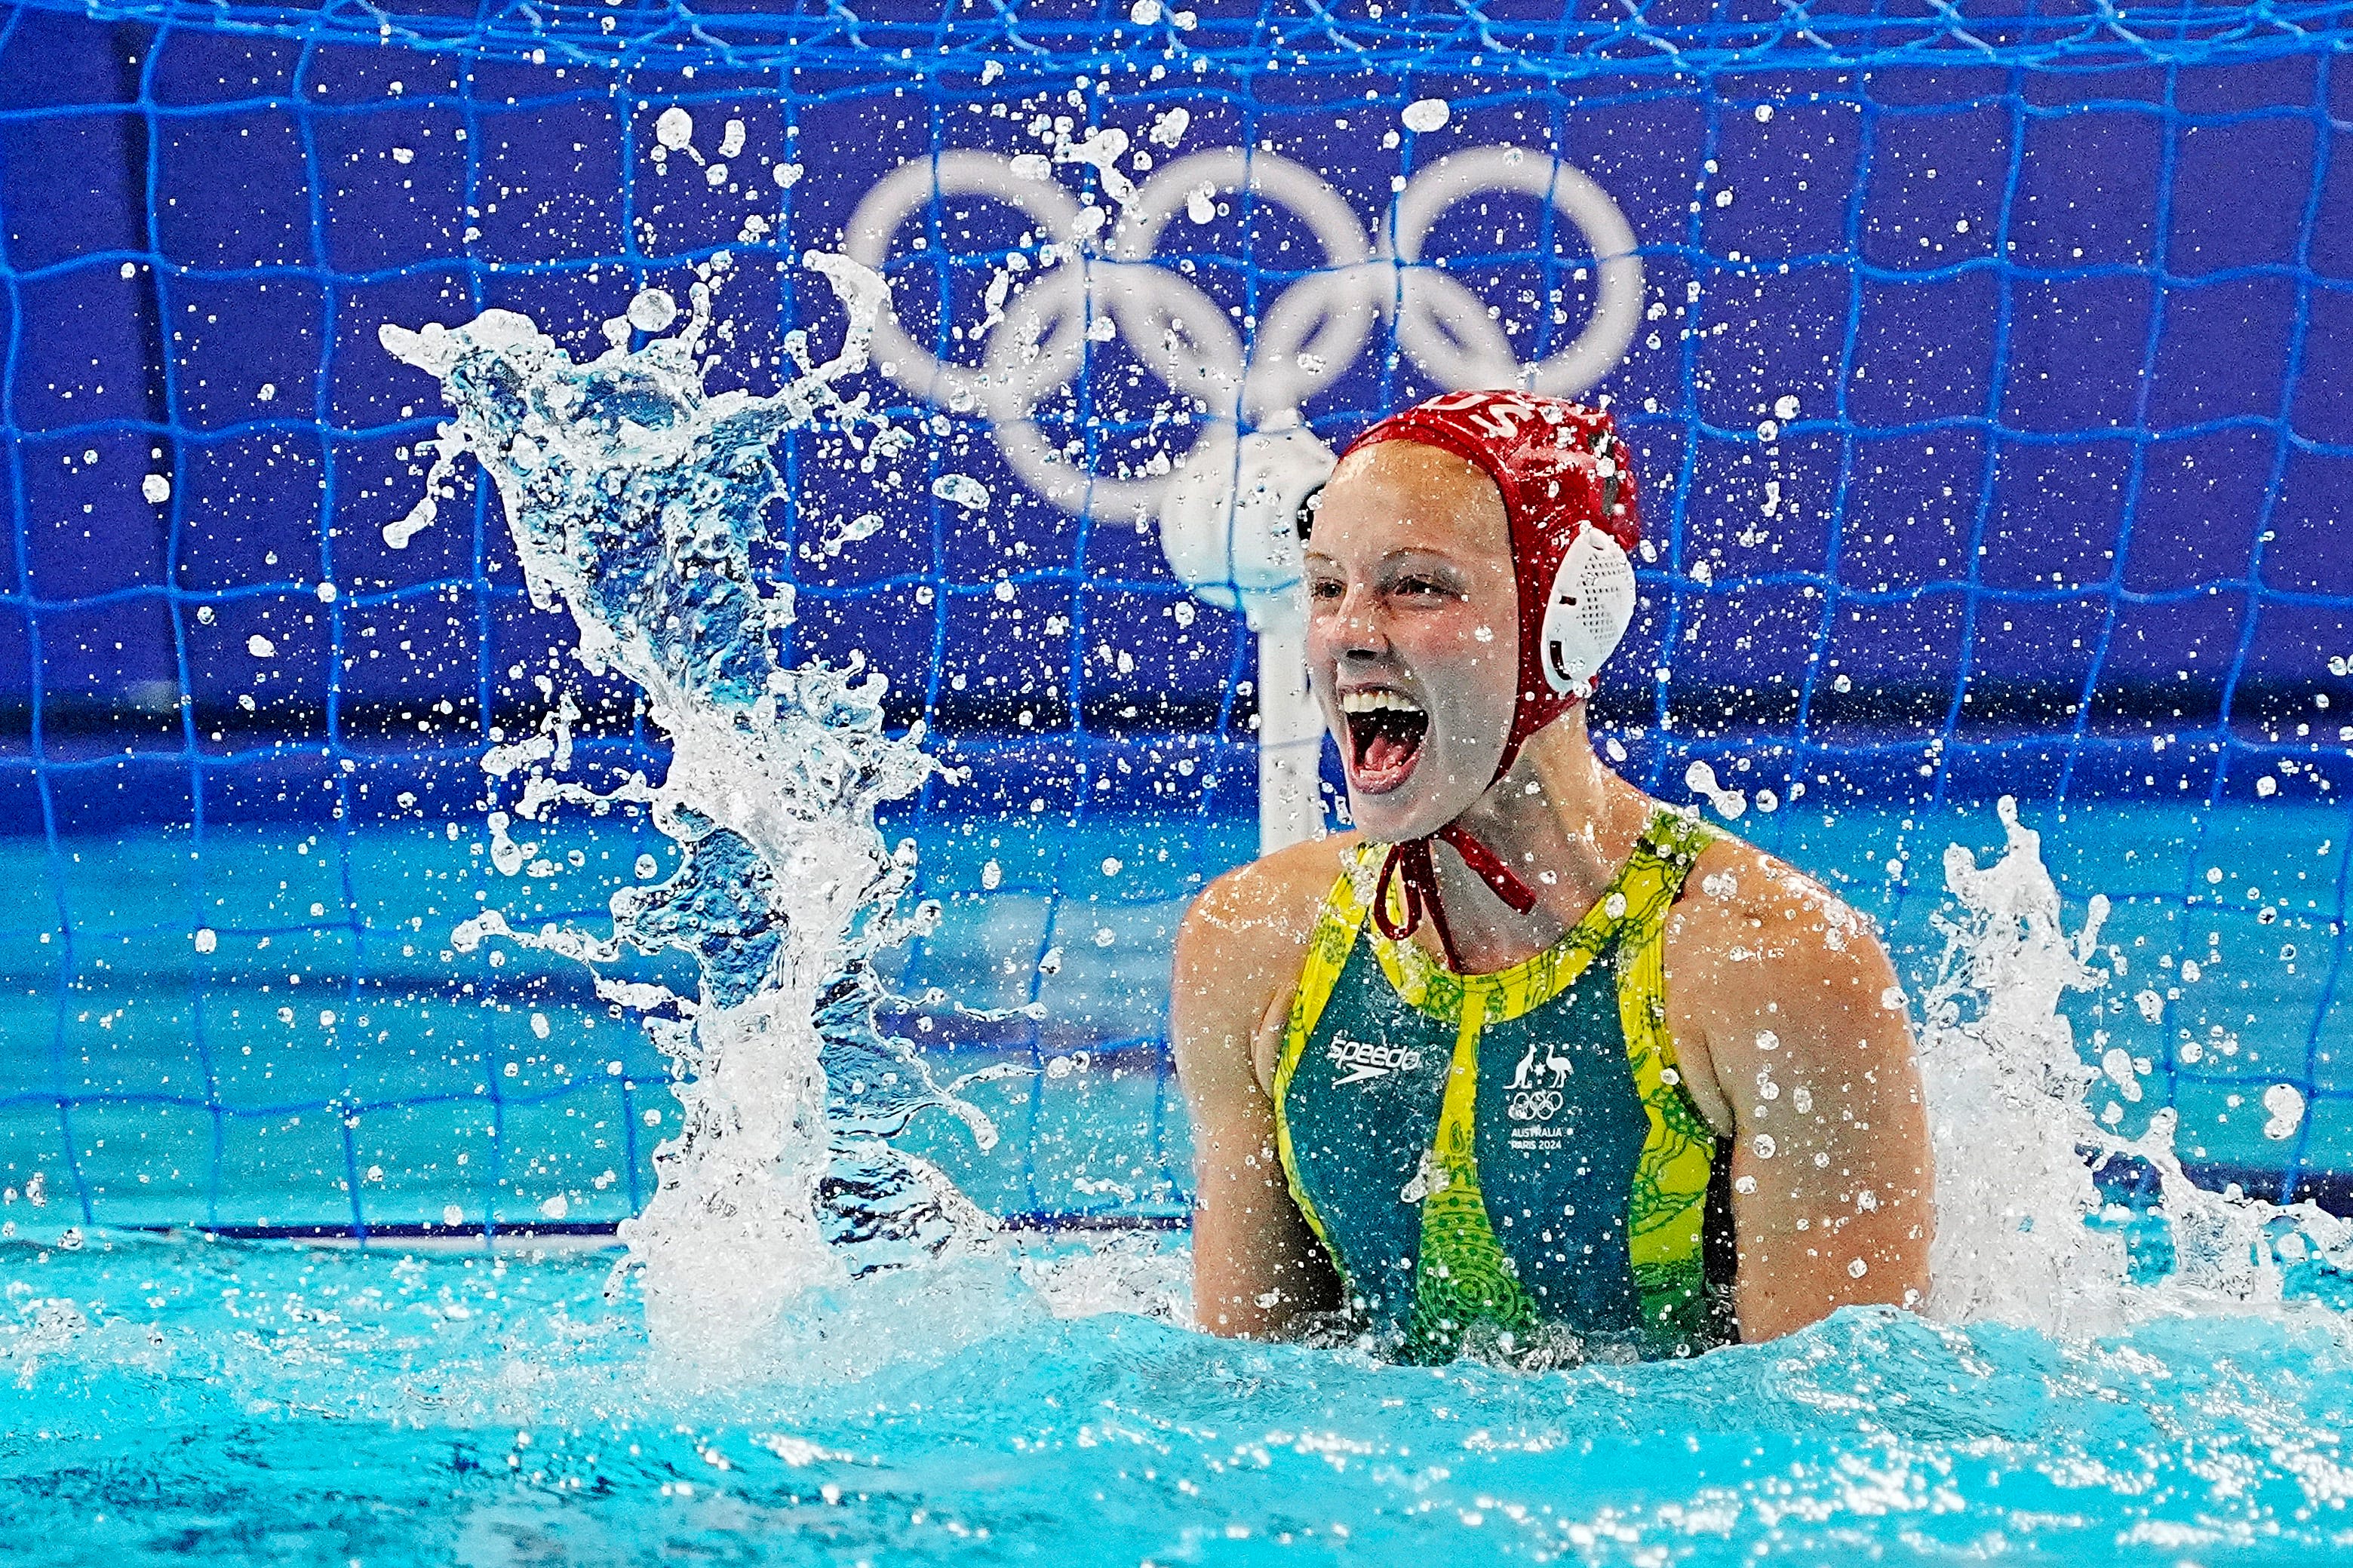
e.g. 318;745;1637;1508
1171;854;1344;1338
1673;860;1934;1341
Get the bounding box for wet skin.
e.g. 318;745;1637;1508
1172;440;1934;1346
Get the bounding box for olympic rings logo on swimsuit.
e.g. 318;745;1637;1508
843;146;1644;517
1507;1088;1565;1122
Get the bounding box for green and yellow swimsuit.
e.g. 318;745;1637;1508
1273;808;1737;1363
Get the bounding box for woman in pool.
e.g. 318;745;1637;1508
1172;391;1932;1363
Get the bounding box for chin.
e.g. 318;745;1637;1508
1352;785;1483;841
1341;790;1416;842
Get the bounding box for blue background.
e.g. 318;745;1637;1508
0;4;2345;832
0;0;2346;1232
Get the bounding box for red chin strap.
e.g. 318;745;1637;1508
1333;391;1642;973
1370;822;1541;973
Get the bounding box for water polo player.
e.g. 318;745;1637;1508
1172;391;1933;1362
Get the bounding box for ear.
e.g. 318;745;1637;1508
1537;528;1636;696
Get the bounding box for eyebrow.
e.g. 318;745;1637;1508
1303;545;1463;565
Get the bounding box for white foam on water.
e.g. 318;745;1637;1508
1917;796;2132;1332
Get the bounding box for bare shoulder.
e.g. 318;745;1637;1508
1176;830;1364;983
1172;830;1365;1097
1665;829;1887;980
1660;826;1909;1123
1657;826;1932;1334
1175;833;1361;1334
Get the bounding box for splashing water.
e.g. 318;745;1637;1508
1916;797;2131;1331
382;253;997;1364
1918;796;2353;1333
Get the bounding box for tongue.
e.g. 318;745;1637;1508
1363;729;1416;775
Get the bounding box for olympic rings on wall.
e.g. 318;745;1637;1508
843;145;1644;517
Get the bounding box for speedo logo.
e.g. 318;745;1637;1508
1328;1034;1422;1087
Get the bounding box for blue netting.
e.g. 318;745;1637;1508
0;0;2346;1239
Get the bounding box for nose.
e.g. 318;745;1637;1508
1325;580;1390;663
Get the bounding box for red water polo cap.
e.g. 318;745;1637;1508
1334;390;1643;971
1338;389;1641;777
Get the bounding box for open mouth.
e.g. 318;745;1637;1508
1340;689;1429;795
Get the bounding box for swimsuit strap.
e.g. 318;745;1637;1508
1611;807;1729;1348
1270;848;1391;1277
1614;807;1719;953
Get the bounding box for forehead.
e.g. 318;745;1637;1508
1312;439;1510;563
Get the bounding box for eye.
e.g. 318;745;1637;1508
1306;576;1345;602
1393;575;1451;598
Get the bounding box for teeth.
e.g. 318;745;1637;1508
1339;690;1425;716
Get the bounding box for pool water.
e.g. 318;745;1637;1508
9;1226;2353;1566
10;286;2349;1563
4;796;2343;1235
7;788;2350;1563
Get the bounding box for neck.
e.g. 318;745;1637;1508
1420;707;1651;971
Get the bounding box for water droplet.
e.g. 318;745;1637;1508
931;473;990;511
2265;1083;2306;1140
1401;97;1450;133
627;289;678;333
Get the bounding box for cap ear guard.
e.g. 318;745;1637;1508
1538;525;1636;697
